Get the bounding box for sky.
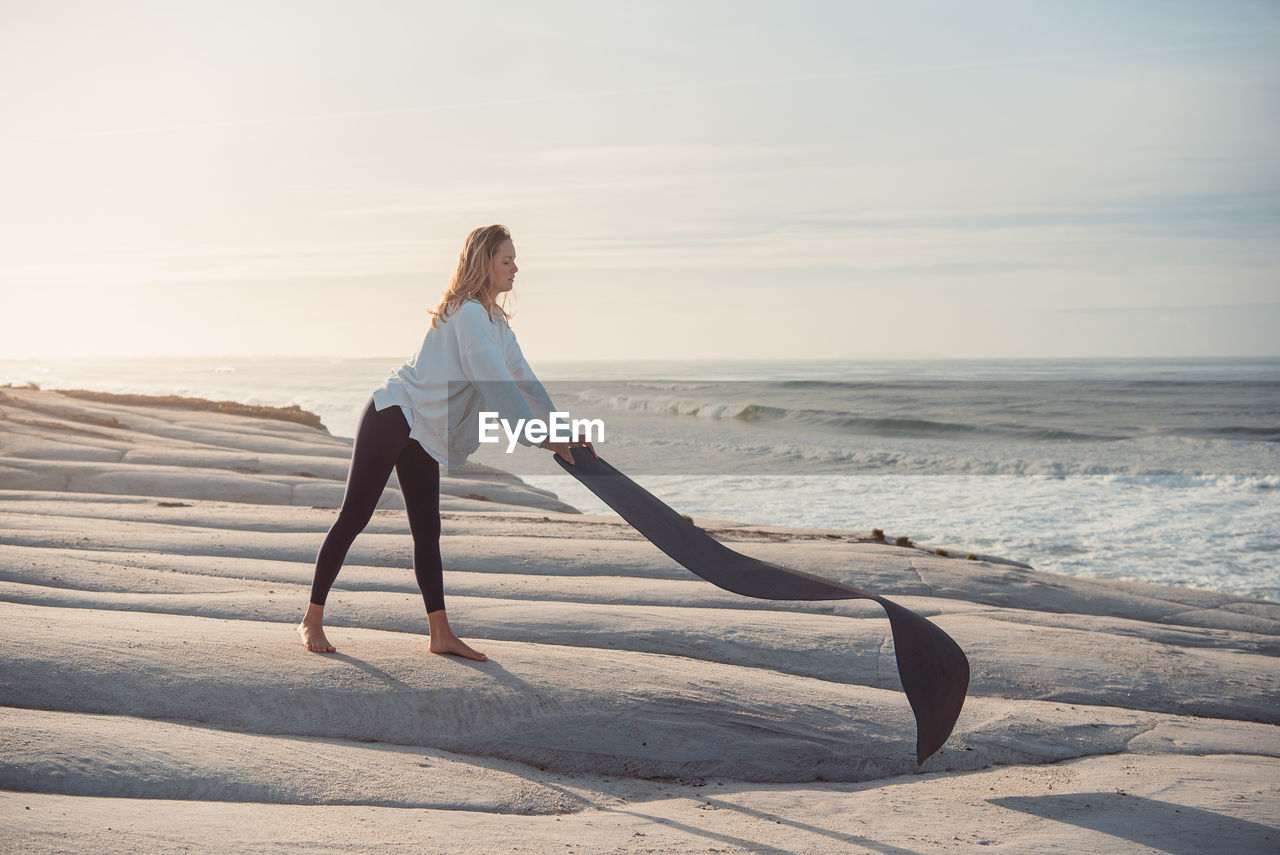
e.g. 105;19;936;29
1;0;1277;361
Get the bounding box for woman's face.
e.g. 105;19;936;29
487;239;517;295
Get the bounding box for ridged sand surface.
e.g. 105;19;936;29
2;387;1277;853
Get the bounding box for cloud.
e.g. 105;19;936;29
5;29;1263;147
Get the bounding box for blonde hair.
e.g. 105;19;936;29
429;224;516;328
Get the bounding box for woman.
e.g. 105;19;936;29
297;224;592;659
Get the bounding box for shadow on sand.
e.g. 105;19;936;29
991;792;1277;855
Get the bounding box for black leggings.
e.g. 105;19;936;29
309;397;445;613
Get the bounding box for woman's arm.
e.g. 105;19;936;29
455;307;541;425
504;325;597;461
504;332;557;421
454;304;583;463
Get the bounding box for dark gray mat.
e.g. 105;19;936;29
556;448;969;763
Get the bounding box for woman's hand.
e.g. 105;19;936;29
540;437;597;465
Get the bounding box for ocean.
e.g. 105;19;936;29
3;356;1276;602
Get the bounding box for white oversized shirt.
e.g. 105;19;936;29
372;299;556;467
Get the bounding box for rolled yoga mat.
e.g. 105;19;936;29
554;447;970;764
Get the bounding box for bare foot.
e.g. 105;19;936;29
429;634;487;662
296;621;336;653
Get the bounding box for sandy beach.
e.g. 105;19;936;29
1;386;1277;854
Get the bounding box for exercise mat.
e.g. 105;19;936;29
554;448;969;763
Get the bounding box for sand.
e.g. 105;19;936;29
1;386;1277;853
